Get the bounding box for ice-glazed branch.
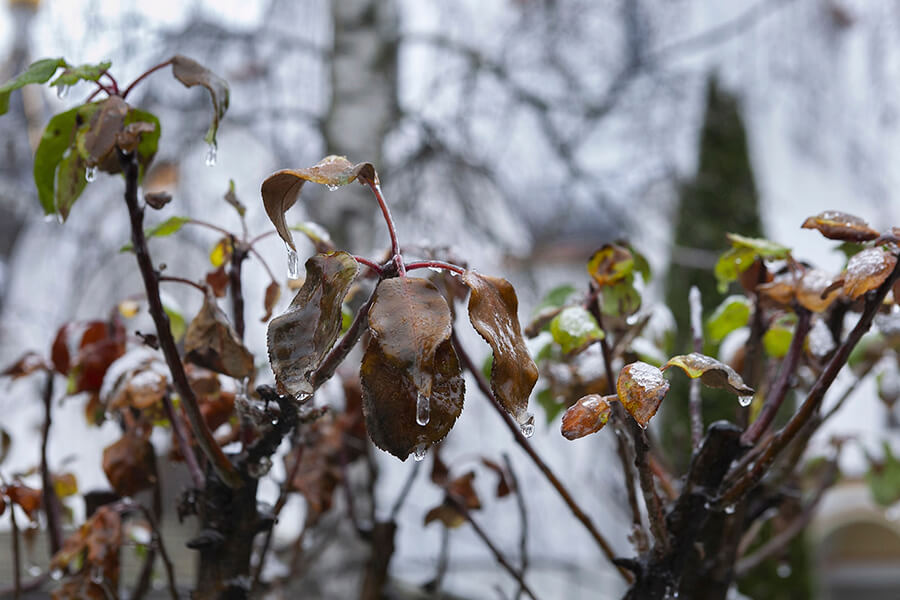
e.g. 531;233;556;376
362;179;405;276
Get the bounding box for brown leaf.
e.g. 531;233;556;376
171;55;229;147
143;191;172;209
184;291;254;379
425;472;481;528
480;458;513;498
205;265;229;298
261;155;376;251
797;268;841;312
267;252;358;397
616;362;670;427
662;353;754;397
424;504;466;528
114;120;155;153
7;483;42;519
801;210;879;242
260;280;281;322
361;337;464;460
80;95;129;168
108;366;167;411
1;351;49;379
561;394;614;440
462;271;538;426
431;451;450;486
102;432;156;497
757;278;795;307
842;247;898;300
52;505;122;596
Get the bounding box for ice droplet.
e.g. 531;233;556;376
413;444;427;462
56;85;69;99
519;413;535;438
248;456;273;478
27;565;41;577
427;266;442;273
285;243;301;279
205;143;217;167
326;183;339;191
776;562;792;578
416;392;431;426
738;395;753;408
85;166;97;182
90;566;104;584
724;503;736;515
50;568;63;581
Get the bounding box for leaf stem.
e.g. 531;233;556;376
122;58;174;100
354;255;384;275
101;69;119;95
405;260;466;275
363;179;405;276
161;392;204;489
119;150;241;488
158;274;206;293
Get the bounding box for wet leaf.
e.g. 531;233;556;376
108;366;167;411
797;268;841;312
184;292;254;379
267;252;358;397
76;95;128;167
55;148;88;221
361;337;464;461
51;505;122;593
599;278;642;318
7;483;42;519
1;351;49;379
50;60;111;88
587;244;634;287
205;265;229;298
866;442;900;506
802;210;879;242
462;271;537;425
0;57;65;115
561;394;613;440
662;352;754;396
123;108;160;179
842;247;898;300
262;155;376;251
102;432;156;497
34;106;79;216
726;233;791;258
706;295;751;343
260;280;281;322
224;179;245;216
144;191;172;209
549;306;603;353
715;234;790;292
171;55;229;147
616;362;670;426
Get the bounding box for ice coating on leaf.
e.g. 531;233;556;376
267;252;358;397
616;362;670;426
261;155;377;251
361;338;464;460
801;210;879;242
843;247;897;300
367;277;452;400
462;271;538;424
184;291;254;379
561;394;613;440
662;352;754;396
797;268;840;312
549;306;604;353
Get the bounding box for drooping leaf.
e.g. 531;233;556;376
184;292;254;379
52;473;79;499
587;244;634;287
33;107;79;215
480;458;513;498
50;60;111;88
1;351;49;379
662;352;754;396
54;148;88;221
549;306;603;354
706;295;751;343
170;55;229;147
123;108;160;178
259;281;281;322
7;483;42;519
616;362;670;427
795;268;841;312
866;442;900;507
561;394;613;440
224;179;246;217
268;252;358;397
261;155;376;251
102;432;156;497
802;211;879;242
209;236;232;267
361;337;464;460
0;57;65;115
462;271;538;426
842;247;898;300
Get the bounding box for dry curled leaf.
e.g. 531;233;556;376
143;191;172;209
6;483;42;519
662;352;754;396
261;280;281;322
205;265;229;298
561;394;614;440
267;252;358;397
1;351;49;379
462;271;537;426
801;210;879;242
102;432;156;497
616;362;670;427
51;505;122;599
171;55;229;147
261;155;376;251
842;247;898;300
480;458;513;498
185;291;254;379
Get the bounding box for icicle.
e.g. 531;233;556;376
205;143;217;167
416;392;431;426
723;503;736;515
326;183;339;191
56;85;69;99
285;243;300;279
519;412;535;438
738;395;753;408
413;444;427;462
85;166;97;182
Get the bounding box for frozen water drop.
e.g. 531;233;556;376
427;266;442;273
519;413;535;438
326;183;339;191
416;392;431;426
85;166;97;182
724;503;736;515
413;444;427;461
738;395;753;408
51;568;64;581
248;456;273;478
27;565;41;577
285;243;301;279
205;143;217;167
776;562;792;578
56;85;69;99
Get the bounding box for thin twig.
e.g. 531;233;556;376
363;179;405;276
40;371;63;555
688;286;704;449
161;392;204;489
629;419;670;555
10;503;21;599
405;260;466;275
158;275;206;293
122;58;174;99
128;503;179;599
503;453;529;600
389;461;421;521
229;239;247;340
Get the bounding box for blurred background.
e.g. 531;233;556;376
2;0;900;598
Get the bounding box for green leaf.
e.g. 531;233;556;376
629;245;652;283
866;442;900;507
341;304;352;334
0;57;66;115
715;234;791;293
549;306;604;353
290;221;335;254
662;352;754;396
481;352;494;381
54;149;88;221
706;295;751;343
33;107;79;215
725;233;790;258
164;305;186;342
534;284;576;314
120;216;190;252
763;326;793;358
50;60;111;88
599;277;641;318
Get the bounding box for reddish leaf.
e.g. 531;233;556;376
480;458;513;498
107;366;167;411
462;271;538;426
561;394;614;440
616;363;670;427
184;291;254;379
662;353;754;396
262;155;377;251
52;505;122;597
7;483;42;519
1;351;49;379
842;247;898;300
425;472;481;528
260;280;281;322
102;432;156;497
268;252;358;397
205;265;229;298
801;210;879;242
